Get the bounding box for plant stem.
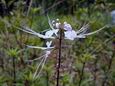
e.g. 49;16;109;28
0;58;4;71
93;58;98;86
79;62;85;86
56;29;62;86
24;79;30;86
46;71;49;86
12;57;16;86
26;0;33;16
102;52;114;86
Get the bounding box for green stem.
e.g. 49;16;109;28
79;62;85;86
12;57;16;86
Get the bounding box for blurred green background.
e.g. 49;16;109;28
0;0;115;86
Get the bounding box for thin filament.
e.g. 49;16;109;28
33;56;46;79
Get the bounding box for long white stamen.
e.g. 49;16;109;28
19;28;38;35
27;45;54;50
23;26;38;34
47;15;55;30
26;54;46;62
16;26;55;39
41;29;51;33
75;35;86;38
47;15;58;36
83;25;108;36
76;24;89;34
33;56;46;79
35;56;48;79
17;26;46;38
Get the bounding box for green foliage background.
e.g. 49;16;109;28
0;0;115;86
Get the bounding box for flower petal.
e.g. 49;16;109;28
45;29;59;37
45;30;54;37
64;30;77;40
64;23;72;31
46;41;52;47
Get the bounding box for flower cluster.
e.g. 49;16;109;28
19;16;107;79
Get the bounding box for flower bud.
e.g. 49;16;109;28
55;22;61;29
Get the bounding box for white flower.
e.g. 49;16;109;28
45;51;51;57
46;41;52;47
55;22;61;29
27;41;53;59
64;30;77;40
64;23;108;40
63;22;77;40
45;41;53;57
64;22;72;31
45;30;54;37
27;41;53;79
45;29;59;37
31;41;53;79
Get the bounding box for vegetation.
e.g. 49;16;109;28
0;0;115;86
